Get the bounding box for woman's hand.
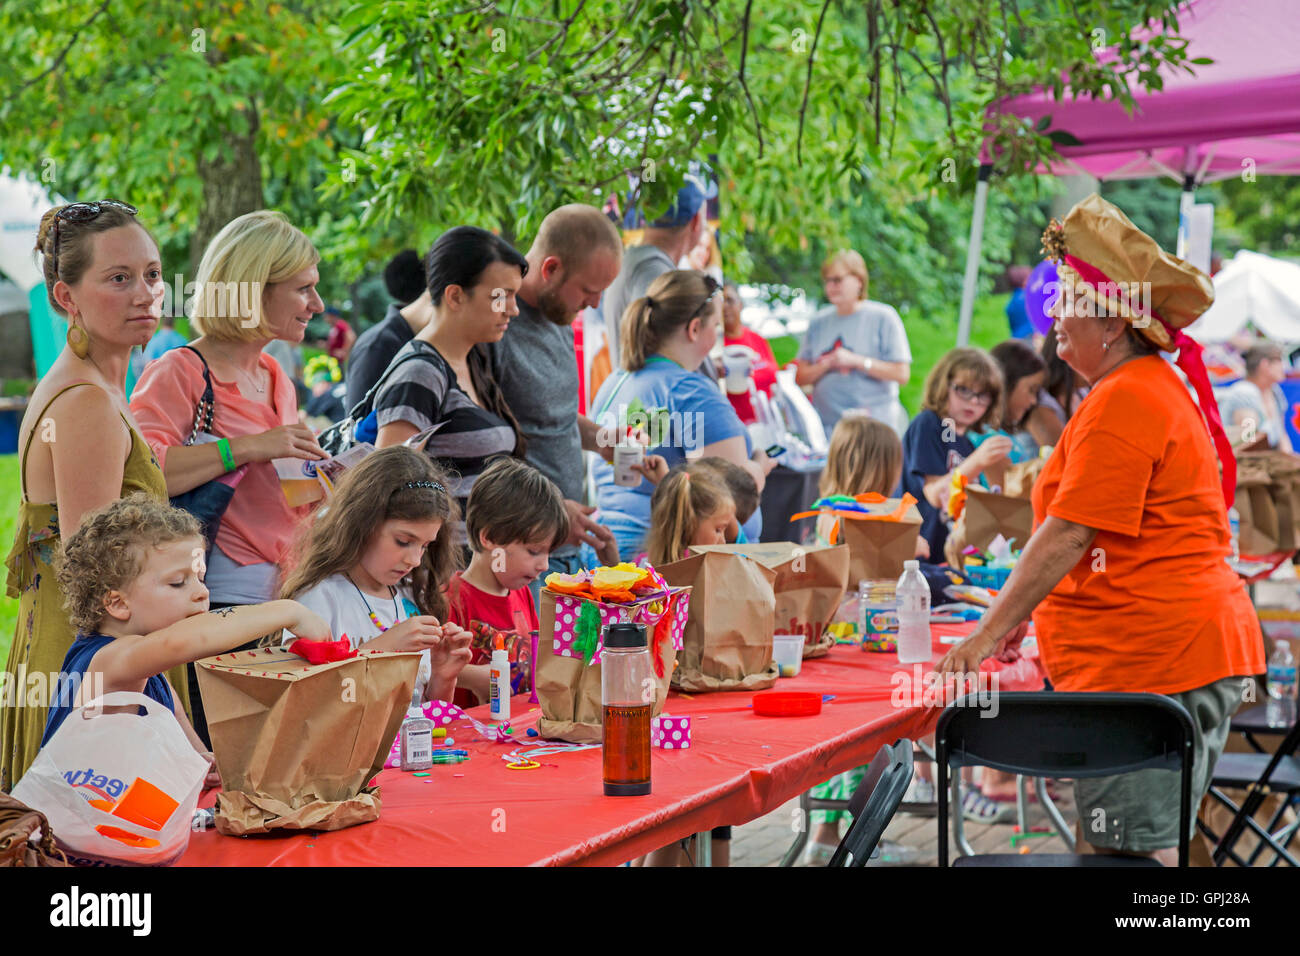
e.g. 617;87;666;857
935;618;1029;676
751;447;777;476
200;751;221;790
235;423;326;464
914;535;931;560
632;454;669;485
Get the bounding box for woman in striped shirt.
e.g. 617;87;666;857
373;227;528;546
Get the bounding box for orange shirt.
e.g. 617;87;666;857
1031;355;1263;695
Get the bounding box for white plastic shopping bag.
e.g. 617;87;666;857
11;692;208;866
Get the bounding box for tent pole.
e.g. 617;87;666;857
1176;171;1196;259
956;164;993;347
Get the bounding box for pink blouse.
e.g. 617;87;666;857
130;346;310;567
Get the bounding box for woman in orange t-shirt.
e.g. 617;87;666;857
938;195;1264;865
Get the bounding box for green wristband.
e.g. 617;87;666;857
217;437;236;473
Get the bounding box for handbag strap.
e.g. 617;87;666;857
348;341;449;427
179;345;216;445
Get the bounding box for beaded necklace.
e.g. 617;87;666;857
348;574;400;633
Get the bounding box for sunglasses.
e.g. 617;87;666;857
952;383;994;406
52;200;139;279
691;275;721;318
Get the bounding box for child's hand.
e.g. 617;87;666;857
914;535;931;560
632;454;669;485
287;603;333;642
429;622;473;681
200;751;221;791
974;435;1012;469
381;615;449;653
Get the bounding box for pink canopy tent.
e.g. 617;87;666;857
956;0;1300;343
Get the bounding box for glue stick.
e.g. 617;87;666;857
489;635;510;722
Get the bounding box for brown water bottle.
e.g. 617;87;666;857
601;622;653;796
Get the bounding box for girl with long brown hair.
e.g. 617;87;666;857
281;446;473;706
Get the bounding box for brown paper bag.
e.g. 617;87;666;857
1256;450;1300;552
660;550;779;692
689;542;849;658
535;587;687;743
835;498;922;583
196;647;420;834
963;488;1035;551
1235;458;1278;556
1003;458;1047;499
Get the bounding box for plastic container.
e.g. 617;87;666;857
601;622;653;796
399;710;435;771
1267;638;1298;728
489;636;510;722
896;560;932;664
858;579;898;647
965;565;1012;590
772;634;804;678
613;441;644;487
752;691;822;717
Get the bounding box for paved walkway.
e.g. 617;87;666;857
730;781;1077;866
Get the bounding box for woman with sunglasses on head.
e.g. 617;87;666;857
1;201;193;789
901;347;1010;562
129;210;327;745
591;269;774;562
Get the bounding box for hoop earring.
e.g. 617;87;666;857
66;320;90;359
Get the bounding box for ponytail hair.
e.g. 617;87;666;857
645;466;733;568
620;269;719;371
282;446;461;620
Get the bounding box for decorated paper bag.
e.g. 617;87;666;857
834;496;922;582
1234;457;1278;556
689;542;849;658
660;550;778;692
963;489;1035;551
195;647;421;835
536;586;691;743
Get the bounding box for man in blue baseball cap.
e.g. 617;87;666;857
600;175;713;369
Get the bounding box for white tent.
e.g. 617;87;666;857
1186;250;1300;344
0;172;49;292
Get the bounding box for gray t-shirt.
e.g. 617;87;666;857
599;244;675;370
798;301;912;431
492;297;585;519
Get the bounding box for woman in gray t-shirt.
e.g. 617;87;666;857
794;250;912;436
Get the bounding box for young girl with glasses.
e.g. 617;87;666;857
901;347;1008;561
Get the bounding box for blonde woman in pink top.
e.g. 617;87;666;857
131;211;327;742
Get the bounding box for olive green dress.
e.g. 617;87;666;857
0;383;191;791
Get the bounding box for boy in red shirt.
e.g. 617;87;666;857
445;457;570;707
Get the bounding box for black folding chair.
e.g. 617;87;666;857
1230;701;1294;754
937;692;1195;867
1200;717;1300;866
826;740;914;867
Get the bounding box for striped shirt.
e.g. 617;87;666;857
373;340;517;542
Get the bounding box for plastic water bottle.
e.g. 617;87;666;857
1227;506;1241;564
1266;640;1297;728
895;560;931;664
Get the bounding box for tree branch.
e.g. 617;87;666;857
796;0;834;167
16;0;113;96
736;0;763;158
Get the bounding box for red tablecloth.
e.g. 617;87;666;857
177;623;1044;867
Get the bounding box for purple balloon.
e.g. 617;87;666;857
1024;260;1058;336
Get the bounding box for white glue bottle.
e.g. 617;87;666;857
489;635;510;722
613;438;645;487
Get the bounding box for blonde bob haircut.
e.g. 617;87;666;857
821;249;868;289
820;412;902;499
190;210;320;342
